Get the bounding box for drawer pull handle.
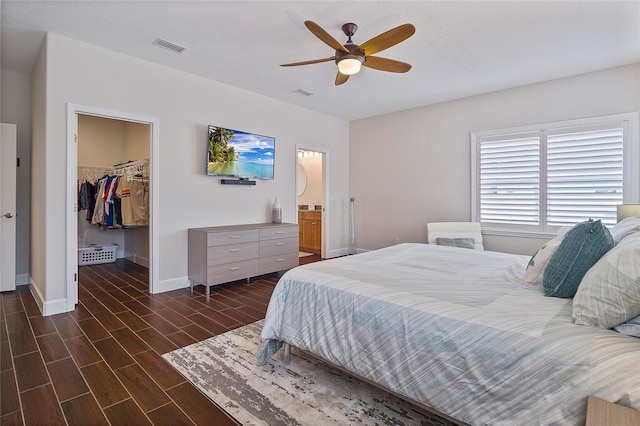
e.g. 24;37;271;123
229;235;241;239
276;231;285;234
229;249;240;252
229;266;240;271
276;258;285;262
276;242;284;246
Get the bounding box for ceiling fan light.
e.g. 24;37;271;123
337;57;363;75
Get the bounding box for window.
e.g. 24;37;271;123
472;113;639;236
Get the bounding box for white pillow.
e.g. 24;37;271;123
609;216;640;243
572;232;640;329
524;234;564;286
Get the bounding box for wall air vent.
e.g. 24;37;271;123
152;38;186;53
294;88;315;97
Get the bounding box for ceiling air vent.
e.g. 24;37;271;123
294;88;315;97
153;38;186;53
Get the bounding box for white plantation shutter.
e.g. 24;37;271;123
478;133;540;225
546;125;623;226
473;114;636;234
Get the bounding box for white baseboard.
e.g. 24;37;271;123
42;297;70;316
28;281;44;313
28;280;69;316
153;276;190;294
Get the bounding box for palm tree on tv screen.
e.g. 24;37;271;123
208;127;237;162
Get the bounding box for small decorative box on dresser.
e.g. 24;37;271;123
188;223;299;294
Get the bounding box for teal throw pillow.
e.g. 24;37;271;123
543;219;614;298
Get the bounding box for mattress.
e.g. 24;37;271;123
257;243;640;425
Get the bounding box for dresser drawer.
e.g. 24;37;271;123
207;259;260;285
207;242;259;266
259;253;298;275
260;226;298;241
259;237;298;257
207;229;259;247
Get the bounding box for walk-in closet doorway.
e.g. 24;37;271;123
66;104;159;311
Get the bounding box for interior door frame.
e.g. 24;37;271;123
66;104;159;310
295;145;328;259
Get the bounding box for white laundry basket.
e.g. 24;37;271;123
78;243;118;266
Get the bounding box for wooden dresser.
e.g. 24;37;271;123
188;223;298;294
298;211;322;254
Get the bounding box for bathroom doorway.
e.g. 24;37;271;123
297;149;325;257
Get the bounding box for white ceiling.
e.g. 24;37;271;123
2;1;639;121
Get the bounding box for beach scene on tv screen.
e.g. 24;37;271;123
208;126;275;179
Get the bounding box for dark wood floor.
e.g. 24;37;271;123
0;254;322;425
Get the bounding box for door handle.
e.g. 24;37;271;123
2;213;13;219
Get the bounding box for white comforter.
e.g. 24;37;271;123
257;243;640;425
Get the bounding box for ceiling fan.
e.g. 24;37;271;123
281;20;416;85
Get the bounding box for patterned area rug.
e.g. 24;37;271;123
163;320;457;426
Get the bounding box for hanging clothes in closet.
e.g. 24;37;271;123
116;172;149;227
77;166;103;222
92;175;122;228
78;159;149;229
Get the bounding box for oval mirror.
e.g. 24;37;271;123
297;163;307;196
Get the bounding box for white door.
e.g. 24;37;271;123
0;123;17;292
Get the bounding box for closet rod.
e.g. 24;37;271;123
111;158;149;168
107;159;149;176
77;165;108;182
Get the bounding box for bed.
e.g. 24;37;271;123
256;242;640;425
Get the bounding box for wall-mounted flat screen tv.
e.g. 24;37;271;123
207;125;275;180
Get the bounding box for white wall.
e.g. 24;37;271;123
78;114;128;166
350;63;640;255
0;69;31;284
125;121;151;161
33;32;349;311
30;36;48;306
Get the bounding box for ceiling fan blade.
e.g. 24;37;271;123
335;72;349;85
305;21;349;53
359;23;415;56
280;57;335;67
363;56;412;73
